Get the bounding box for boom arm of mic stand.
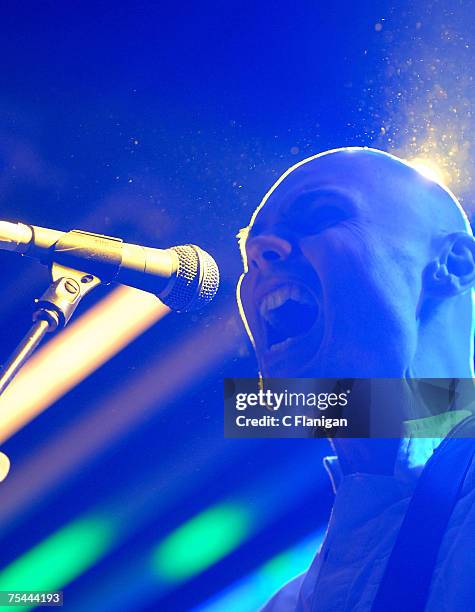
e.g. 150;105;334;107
0;262;101;396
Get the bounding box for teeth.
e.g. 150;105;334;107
259;284;314;320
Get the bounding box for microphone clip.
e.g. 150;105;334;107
0;236;105;395
33;262;102;331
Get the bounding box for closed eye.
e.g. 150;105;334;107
286;204;349;235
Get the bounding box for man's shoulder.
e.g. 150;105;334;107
452;414;475;437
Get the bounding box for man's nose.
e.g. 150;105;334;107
246;234;293;270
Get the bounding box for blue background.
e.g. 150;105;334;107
0;1;474;610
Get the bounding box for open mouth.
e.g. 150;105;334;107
258;283;320;352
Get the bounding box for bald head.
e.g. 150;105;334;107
238;147;475;378
244;147;471;261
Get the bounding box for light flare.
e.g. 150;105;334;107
409;157;448;184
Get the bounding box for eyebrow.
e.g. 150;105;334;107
236;187;356;261
287;188;355;214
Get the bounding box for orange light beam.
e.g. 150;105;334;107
0;305;240;532
0;285;169;443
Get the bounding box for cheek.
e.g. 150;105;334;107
301;233;370;296
301;234;416;340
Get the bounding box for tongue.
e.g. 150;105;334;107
267;299;319;347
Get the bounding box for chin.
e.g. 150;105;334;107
258;346;325;378
259;346;406;379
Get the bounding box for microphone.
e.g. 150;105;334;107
0;220;219;312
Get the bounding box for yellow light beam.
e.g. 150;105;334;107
0;305;239;531
0;286;169;443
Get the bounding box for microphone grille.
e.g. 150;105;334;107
160;245;219;312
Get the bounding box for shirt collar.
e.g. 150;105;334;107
324;410;472;493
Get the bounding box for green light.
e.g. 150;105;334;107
152;502;251;583
260;549;299;584
0;515;114;612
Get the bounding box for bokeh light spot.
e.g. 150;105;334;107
151;502;251;583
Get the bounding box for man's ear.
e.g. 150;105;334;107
425;232;475;297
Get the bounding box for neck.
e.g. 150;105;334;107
411;297;474;379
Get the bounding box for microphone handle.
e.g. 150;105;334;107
0;221;179;295
117;243;178;294
48;228;179;295
0;221;63;254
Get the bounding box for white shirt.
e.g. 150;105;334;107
261;415;475;611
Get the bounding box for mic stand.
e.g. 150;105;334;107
0;262;101;395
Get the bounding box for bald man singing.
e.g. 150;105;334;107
237;148;475;611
